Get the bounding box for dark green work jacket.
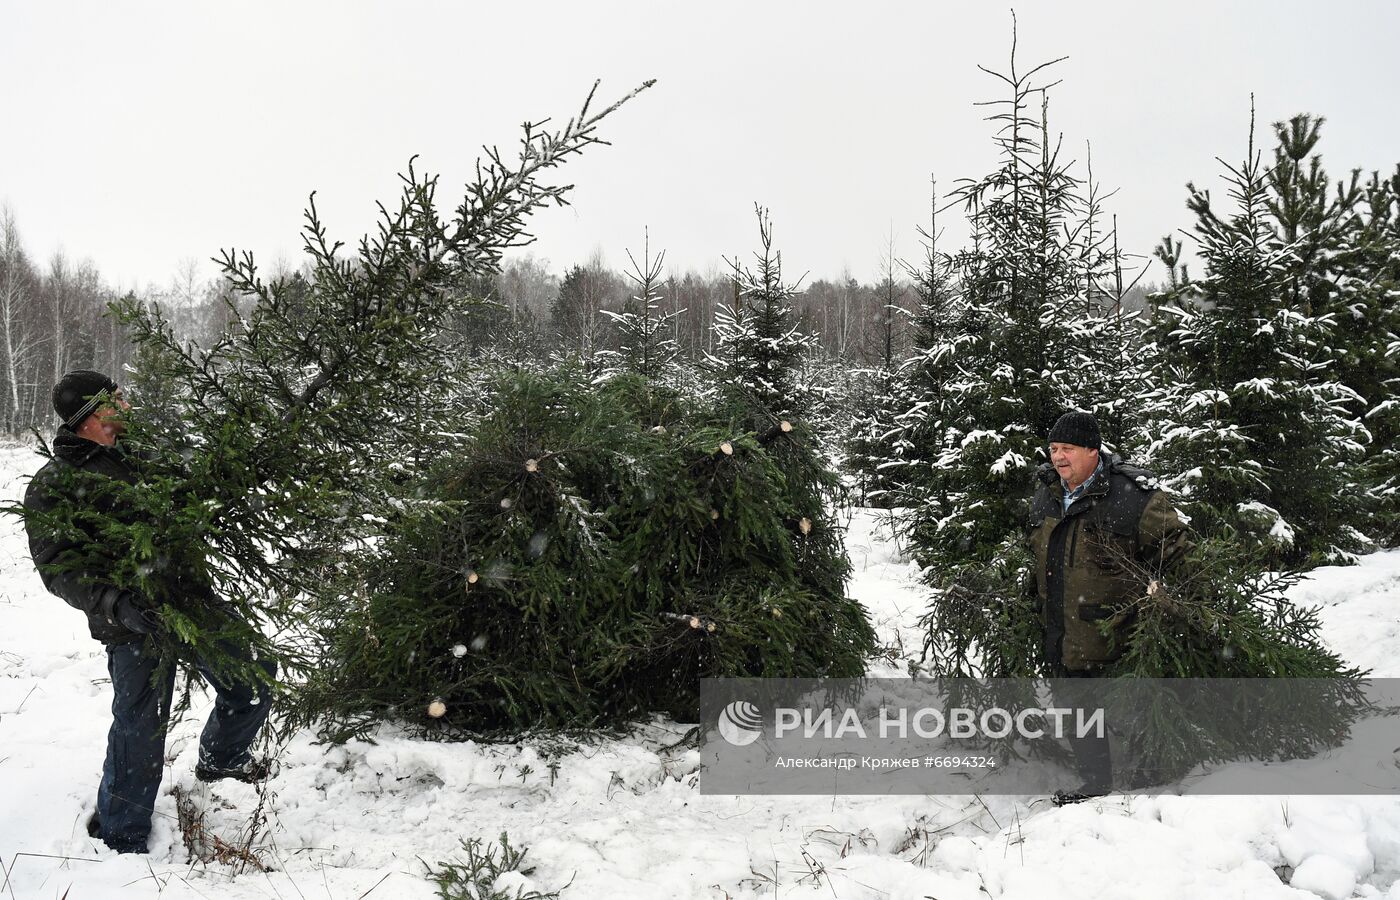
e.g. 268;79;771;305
1026;454;1191;671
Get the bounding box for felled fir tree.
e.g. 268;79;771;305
303;204;875;736
1096;536;1367;783
10;82;654;702
303;371;875;736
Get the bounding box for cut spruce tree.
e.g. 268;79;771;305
1097;538;1368;784
7;81;655;706
303;371;876;737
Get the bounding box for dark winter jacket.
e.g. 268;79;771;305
24;430;149;644
1025;454;1192;672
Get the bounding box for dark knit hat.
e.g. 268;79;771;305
1048;411;1101;450
53;370;118;430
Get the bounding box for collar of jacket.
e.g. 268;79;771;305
51;428;115;466
1037;452;1121;506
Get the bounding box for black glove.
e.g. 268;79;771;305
112;592;164;636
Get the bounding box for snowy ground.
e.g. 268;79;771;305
3;444;1400;899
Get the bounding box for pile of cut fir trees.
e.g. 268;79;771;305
305;206;876;737
305;372;875;737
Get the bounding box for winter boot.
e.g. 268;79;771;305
87;810;147;853
195;756;271;784
1051;783;1110;806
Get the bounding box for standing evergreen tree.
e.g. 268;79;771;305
1267;115;1348;317
550;252;624;365
550;264;598;359
842;235;911;506
878;179;961;516
1061;150;1160;456
1263;115;1400;545
709;205;815;427
1148;106;1372;564
895;45;1086;574
882;32;1145;677
1357;167;1400;541
603;229;679;380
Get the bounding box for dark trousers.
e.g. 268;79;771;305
97;640;275;849
1053;668;1113;792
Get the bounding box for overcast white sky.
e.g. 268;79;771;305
3;1;1399;292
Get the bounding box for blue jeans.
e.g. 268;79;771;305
96;640;275;851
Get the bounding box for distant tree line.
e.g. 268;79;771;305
0;210;249;436
9;203;1096;434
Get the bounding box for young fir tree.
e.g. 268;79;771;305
301;370;876;736
894;46;1363;696
1061;148;1161;457
709;205;815;428
1356;167;1400;542
9;81;655;705
879;179;961;518
1267;115;1350;318
888;40;1134;678
897;63;1088;578
842;235;912;507
602;229;679;380
1147;106;1372;565
1264;115;1400;546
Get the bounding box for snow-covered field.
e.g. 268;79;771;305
3;444;1400;899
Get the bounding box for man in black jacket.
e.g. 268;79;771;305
24;370;275;855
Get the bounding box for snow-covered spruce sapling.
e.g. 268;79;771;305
894;35;1142;688
603;228;680;381
709;204;816;430
427;832;562;900
841;226;915;508
1147;103;1371;565
890;35;1096;580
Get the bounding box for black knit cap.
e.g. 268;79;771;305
53;370;118;430
1048;410;1101;450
